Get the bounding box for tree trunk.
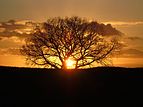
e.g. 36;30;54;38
61;61;67;70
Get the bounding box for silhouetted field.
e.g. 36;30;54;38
0;66;143;107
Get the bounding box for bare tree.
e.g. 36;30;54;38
21;16;122;69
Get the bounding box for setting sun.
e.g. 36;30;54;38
66;58;75;69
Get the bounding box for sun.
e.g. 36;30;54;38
66;58;75;69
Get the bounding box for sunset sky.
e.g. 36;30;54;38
0;0;143;67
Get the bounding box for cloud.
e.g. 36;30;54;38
103;21;143;26
0;28;5;32
0;48;6;54
0;20;26;31
14;28;33;35
0;36;25;49
0;36;24;55
0;30;31;38
7;48;21;55
0;48;21;55
88;22;123;36
127;36;143;41
0;20;34;38
0;36;25;44
15;20;32;25
0;19;125;39
120;48;143;58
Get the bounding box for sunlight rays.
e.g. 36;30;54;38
65;58;76;69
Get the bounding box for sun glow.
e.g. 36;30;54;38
66;58;75;69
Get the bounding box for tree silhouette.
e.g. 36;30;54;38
21;17;122;69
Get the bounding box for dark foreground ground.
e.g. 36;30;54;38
0;66;143;107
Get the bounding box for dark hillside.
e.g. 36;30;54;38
0;66;143;107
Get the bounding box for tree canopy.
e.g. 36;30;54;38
21;16;122;69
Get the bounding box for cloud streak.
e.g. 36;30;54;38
0;48;21;55
0;36;25;49
127;36;143;41
0;20;34;38
120;48;143;58
103;21;143;26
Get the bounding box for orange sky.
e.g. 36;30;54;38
0;0;143;22
0;0;143;67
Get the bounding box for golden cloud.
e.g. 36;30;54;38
103;21;143;26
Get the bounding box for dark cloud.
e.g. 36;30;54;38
99;23;123;36
103;21;143;26
0;31;30;38
0;20;26;31
127;36;143;41
89;22;123;36
0;20;34;38
121;48;143;58
0;19;123;39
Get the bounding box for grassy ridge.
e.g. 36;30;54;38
0;66;143;106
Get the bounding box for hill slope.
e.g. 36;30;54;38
0;66;143;106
